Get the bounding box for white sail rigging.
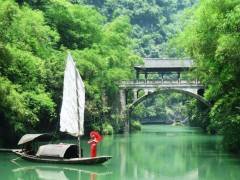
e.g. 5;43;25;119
60;53;85;137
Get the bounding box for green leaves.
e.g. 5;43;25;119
79;0;198;57
0;1;57;140
178;0;240;152
0;1;59;58
0;77;35;134
0;0;142;140
43;0;104;49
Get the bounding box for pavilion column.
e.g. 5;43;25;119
197;79;200;84
136;70;140;81
144;71;148;83
178;72;181;84
161;73;164;84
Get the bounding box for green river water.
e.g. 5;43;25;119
1;125;240;180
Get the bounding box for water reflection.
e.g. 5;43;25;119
12;162;111;180
98;125;240;180
2;125;240;180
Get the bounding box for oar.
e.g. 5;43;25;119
0;148;21;153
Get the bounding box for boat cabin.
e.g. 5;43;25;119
18;134;52;155
36;144;79;158
17;134;83;158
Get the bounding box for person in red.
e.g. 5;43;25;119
88;131;102;158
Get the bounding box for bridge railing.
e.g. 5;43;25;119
120;79;201;85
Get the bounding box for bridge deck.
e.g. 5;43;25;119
119;80;203;89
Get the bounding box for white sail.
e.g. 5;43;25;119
60;53;85;137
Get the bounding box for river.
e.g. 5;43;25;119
1;125;240;180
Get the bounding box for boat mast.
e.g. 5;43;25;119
75;64;81;158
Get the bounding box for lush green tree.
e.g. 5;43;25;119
76;0;198;57
0;0;141;144
177;0;240;152
43;0;104;50
72;16;141;132
0;1;57;142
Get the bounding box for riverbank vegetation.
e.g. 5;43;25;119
172;0;240;153
0;0;196;146
0;0;140;145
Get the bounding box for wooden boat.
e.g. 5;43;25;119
13;150;111;165
14;53;112;164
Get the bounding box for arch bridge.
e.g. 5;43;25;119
118;58;210;127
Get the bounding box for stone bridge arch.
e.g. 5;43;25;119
117;58;211;131
121;88;211;130
119;83;210;115
128;88;210;113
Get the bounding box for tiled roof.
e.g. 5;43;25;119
135;58;194;69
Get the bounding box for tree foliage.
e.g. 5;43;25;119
76;0;198;57
0;0;140;145
177;0;240;152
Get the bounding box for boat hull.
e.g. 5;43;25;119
13;151;111;165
